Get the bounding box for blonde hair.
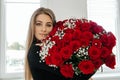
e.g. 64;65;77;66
25;7;56;80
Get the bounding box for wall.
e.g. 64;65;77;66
46;0;87;21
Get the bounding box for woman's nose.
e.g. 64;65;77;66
42;26;46;32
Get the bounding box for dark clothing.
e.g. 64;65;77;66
28;41;70;80
27;41;93;80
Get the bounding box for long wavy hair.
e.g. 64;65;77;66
25;7;56;80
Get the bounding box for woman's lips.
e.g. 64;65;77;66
39;33;48;37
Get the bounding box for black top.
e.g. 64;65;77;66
27;40;94;80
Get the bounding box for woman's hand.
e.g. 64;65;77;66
89;78;93;80
35;43;44;46
35;40;45;47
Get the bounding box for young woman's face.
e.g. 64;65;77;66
35;14;53;41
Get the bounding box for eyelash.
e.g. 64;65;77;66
46;24;52;27
35;23;52;27
35;23;41;26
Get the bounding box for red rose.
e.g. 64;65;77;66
92;59;103;69
63;33;72;41
45;53;63;66
104;54;116;69
70;40;81;51
75;19;82;30
55;21;64;30
92;39;102;48
51;36;60;43
90;21;97;28
88;46;101;60
62;33;73;45
82;31;93;41
58;39;66;48
80;22;91;31
101;34;108;45
106;32;116;49
51;36;63;49
107;32;116;40
92;25;104;33
72;29;82;40
101;47;111;58
80;38;90;47
49;26;58;37
60;64;74;78
48;45;59;55
101;32;116;50
78;60;95;74
64;28;74;33
60;46;73;60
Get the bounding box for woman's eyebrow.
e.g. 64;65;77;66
46;22;52;24
35;20;42;23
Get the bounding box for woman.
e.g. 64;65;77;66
25;7;68;80
25;7;93;80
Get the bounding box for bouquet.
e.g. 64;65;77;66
39;18;116;79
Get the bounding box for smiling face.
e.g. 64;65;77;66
34;14;53;41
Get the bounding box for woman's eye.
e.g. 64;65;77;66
46;24;52;27
35;23;41;26
46;23;53;27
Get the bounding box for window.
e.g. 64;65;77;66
0;0;47;79
87;0;120;79
5;1;40;73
